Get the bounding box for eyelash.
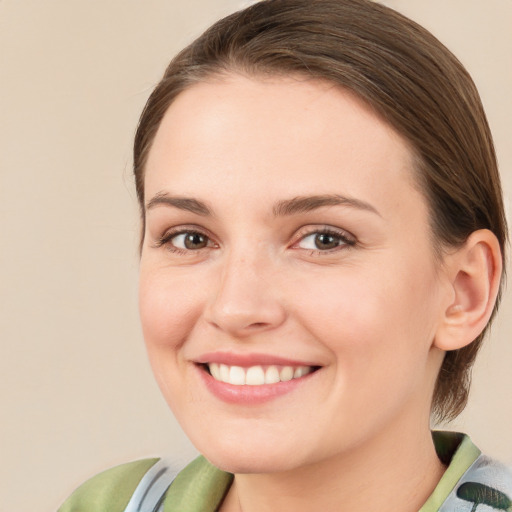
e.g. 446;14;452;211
154;227;216;255
292;227;356;255
154;226;356;256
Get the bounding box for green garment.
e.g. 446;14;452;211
59;432;510;512
58;458;160;512
419;432;480;512
58;456;232;512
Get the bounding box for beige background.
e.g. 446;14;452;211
1;1;511;510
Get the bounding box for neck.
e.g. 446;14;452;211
221;422;445;512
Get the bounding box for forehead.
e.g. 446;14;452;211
145;74;423;221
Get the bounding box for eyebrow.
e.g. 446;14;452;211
272;194;381;217
145;192;380;218
146;192;212;216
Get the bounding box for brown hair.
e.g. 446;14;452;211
133;0;507;421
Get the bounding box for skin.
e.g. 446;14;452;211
139;74;472;511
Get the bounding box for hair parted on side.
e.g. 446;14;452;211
133;0;507;422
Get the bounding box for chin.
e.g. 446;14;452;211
205;448;302;475
191;432;311;475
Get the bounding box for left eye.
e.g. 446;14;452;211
170;232;210;250
297;232;349;251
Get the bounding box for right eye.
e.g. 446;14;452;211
155;229;216;254
170;231;210;250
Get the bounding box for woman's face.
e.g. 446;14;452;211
139;75;448;473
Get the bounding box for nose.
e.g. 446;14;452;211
204;252;287;337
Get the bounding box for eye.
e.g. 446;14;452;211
171;232;210;250
154;228;216;253
295;229;355;252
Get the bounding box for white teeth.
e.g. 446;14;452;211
265;366;280;384
209;362;221;381
207;363;314;386
294;367;305;378
229;366;246;385
280;366;294;382
219;364;230;383
246;366;265;385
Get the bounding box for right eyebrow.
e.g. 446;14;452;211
145;192;212;216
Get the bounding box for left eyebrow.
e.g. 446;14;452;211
273;194;381;217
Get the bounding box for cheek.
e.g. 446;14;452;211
138;266;211;414
291;267;396;340
292;265;440;430
290;259;439;369
138;267;203;352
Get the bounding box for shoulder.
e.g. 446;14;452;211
164;455;233;510
58;456;233;512
58;458;160;512
430;432;512;512
455;455;512;503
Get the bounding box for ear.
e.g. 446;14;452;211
434;229;502;351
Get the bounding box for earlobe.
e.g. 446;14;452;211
434;229;502;351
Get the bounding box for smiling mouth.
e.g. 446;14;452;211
204;363;318;386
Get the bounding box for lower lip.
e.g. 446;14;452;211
197;365;317;404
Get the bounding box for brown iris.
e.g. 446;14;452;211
314;233;341;250
184;232;208;249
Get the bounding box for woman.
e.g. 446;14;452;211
60;0;511;510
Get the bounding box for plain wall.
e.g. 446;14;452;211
1;1;510;510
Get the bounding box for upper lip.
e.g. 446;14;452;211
194;351;320;367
